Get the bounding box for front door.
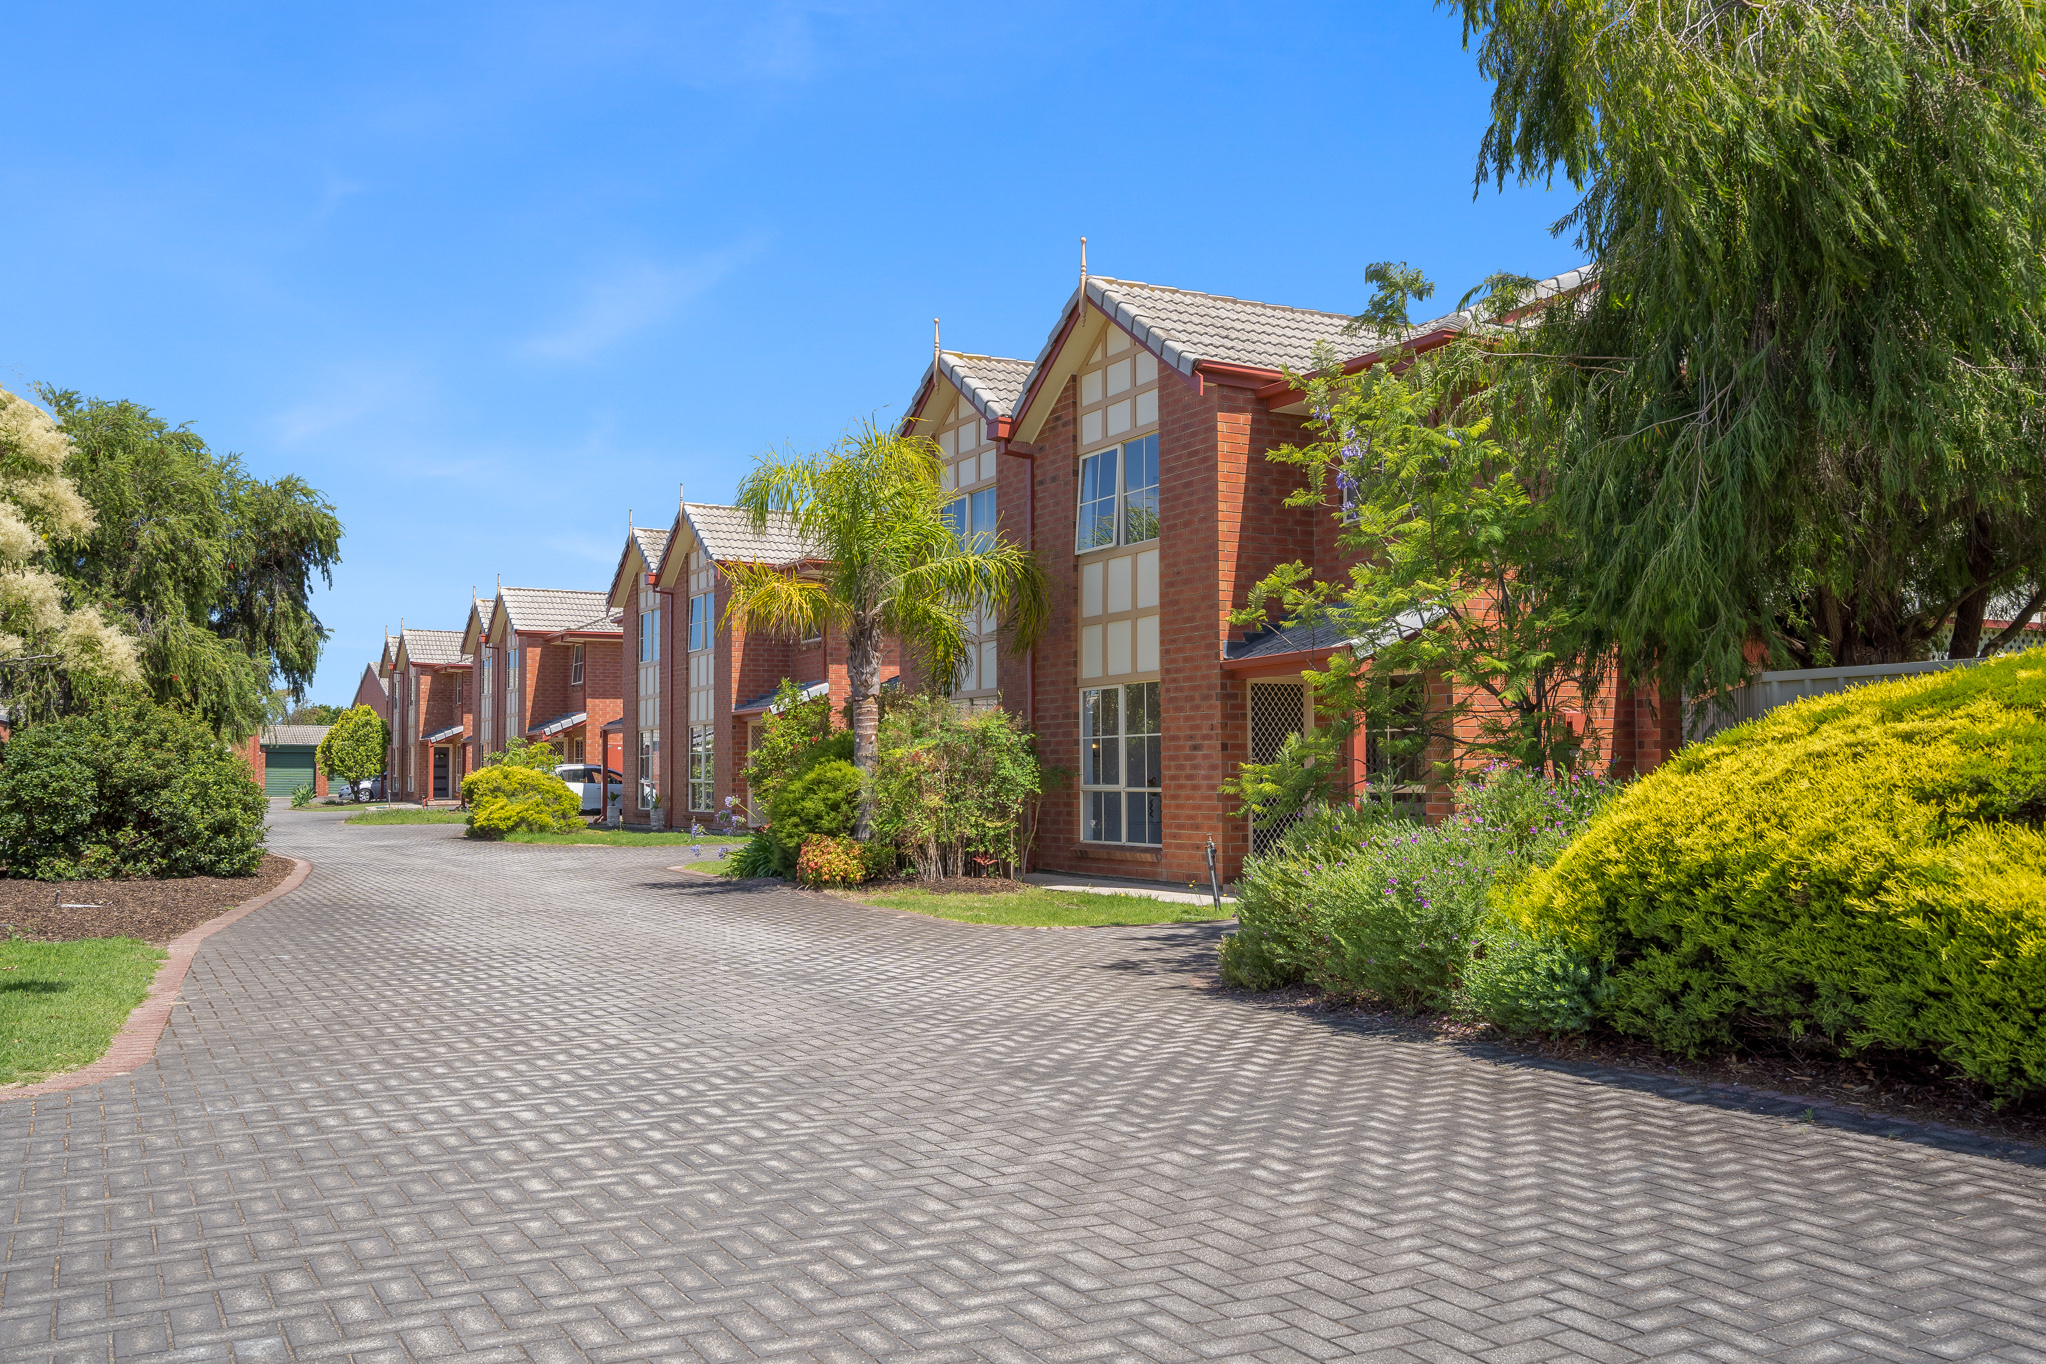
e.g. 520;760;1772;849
433;747;450;800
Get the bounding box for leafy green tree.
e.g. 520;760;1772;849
726;420;1049;835
318;704;389;800
39;389;343;738
1452;0;2046;692
289;703;345;725
0;388;142;722
738;679;841;819
1225;268;1609;828
869;696;1043;879
482;736;560;772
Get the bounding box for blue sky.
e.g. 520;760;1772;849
0;2;1581;704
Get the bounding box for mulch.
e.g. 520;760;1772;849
1210;979;2046;1150
0;854;299;945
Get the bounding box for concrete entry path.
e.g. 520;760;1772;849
4;813;2045;1363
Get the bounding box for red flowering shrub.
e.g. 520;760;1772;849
796;834;865;888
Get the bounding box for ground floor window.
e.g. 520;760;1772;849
569;736;586;764
1081;681;1161;844
688;725;714;812
637;729;659;810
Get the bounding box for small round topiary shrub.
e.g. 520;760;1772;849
461;765;582;839
0;701;268;879
1507;648;2046;1098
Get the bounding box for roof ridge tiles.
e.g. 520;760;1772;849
1089;275;1354;322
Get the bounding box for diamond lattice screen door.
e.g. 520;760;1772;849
1248;680;1309;856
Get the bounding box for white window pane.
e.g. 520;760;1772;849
1082;561;1104;618
1106;555;1132;614
1136;351;1157;384
980;639;997;689
1082;624;1104;678
979;448;995;483
1135;389;1158;429
1081;370;1103;405
1106;358;1132;395
1107;326;1131;355
1136;614;1159;673
1105;619;1132;676
1082;410;1103;444
940;462;955;491
1106;400;1132;437
1136;549;1159;608
940;428;956;456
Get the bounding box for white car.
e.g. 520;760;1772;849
553;764;623;815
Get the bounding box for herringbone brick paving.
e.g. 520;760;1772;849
4;813;2044;1363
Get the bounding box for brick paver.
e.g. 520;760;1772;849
4;813;2044;1363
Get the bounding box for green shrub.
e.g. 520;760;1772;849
722;831;781;878
0;701;268;879
1507;649;2046;1097
797;834;865;888
868;697;1042;879
741;681;838;818
765;758;862;870
1461;925;1608;1035
1221;804;1411;989
461;765;581;839
1221;769;1617;1013
482;736;561;772
859;838;900;881
289;781;314;809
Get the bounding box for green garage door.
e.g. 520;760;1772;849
263;746;316;797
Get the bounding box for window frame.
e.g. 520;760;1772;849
1079;681;1162;846
570;643;584;686
688;592;713;653
688;725;714;812
1074;433;1159;553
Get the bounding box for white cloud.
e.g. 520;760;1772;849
518;239;766;365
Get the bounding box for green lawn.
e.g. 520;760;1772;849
857;884;1232;927
344;808;469;825
2;937;165;1087
503;829;751;848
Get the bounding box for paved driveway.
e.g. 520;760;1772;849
4;813;2045;1364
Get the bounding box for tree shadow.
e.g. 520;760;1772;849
1;980;73;995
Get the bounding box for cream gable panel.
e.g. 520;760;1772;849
1082;562;1104;618
1082;624;1104;678
1136;549;1158;608
1106;556;1132;614
1136;615;1159;672
1105;619;1132;677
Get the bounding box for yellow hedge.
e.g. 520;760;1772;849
1508;650;2046;1098
461;765;582;839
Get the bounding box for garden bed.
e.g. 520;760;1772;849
1219;979;2046;1151
0;853;298;944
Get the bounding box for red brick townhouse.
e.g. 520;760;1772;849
353;639;393;720
971;269;1675;887
388;628;472;802
602;502;907;829
900;349;1033;708
464;586;623;774
458;595;494;779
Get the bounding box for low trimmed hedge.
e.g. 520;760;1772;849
1507;649;2046;1099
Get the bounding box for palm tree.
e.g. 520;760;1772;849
725;420;1049;836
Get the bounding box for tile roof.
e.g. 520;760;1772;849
262;724;331;747
529;711;587;738
630;525;669;567
399;628;468;665
1081;276;1363;377
1224;608;1441;663
683;502;818;567
499;587;616;635
928;351;1032;419
421;723;464;744
733;679;828;715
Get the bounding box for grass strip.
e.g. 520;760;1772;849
1;937;166;1087
856;885;1232;928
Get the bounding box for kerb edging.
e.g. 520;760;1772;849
2;857;312;1102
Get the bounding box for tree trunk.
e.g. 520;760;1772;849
1948;514;1997;660
847;614;882;840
